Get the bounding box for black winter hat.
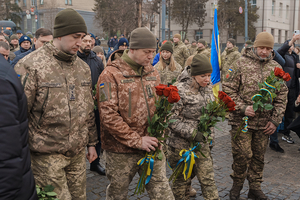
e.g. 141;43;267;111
160;41;173;54
191;54;212;76
54;8;87;38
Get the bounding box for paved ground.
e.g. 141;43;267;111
86;120;300;200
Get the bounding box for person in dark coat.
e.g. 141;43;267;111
14;35;32;56
106;37;128;61
77;34;105;175
274;34;300;145
11;28;53;68
0;54;38;200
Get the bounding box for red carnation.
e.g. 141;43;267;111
163;87;172;97
168;91;180;103
155;84;167;96
282;73;291;82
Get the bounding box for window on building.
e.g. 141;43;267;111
31;0;35;6
65;0;68;4
40;0;43;5
23;0;26;6
69;0;72;5
32;17;36;33
250;0;257;9
15;0;19;4
286;5;289;19
271;29;274;37
23;17;27;33
195;30;203;41
278;30;281;43
279;3;282;17
39;14;44;28
285;30;288;41
272;0;275;15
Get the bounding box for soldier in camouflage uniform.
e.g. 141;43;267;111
167;54;220;200
14;9;98;200
97;27;174;200
154;41;182;85
188;40;197;56
223;32;288;200
220;38;241;82
193;39;210;60
241;40;253;55
173;34;190;68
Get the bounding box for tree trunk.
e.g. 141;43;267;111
136;0;142;28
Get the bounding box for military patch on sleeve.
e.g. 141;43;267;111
99;83;108;102
146;85;154;98
225;69;234;81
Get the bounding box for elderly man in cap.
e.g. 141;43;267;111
14;35;32;56
173;34;190;68
220;38;241;82
223;32;288;200
97;27;174;200
14;8;98;200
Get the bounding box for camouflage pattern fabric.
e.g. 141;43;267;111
31;150;86;200
220;47;241;82
167;144;220;200
193;48;211;60
97;50;160;153
223;48;288;129
188;45;197;56
154;60;182;85
230;126;269;190
14;42;97;156
173;41;190;68
105;150;174;200
167;68;215;150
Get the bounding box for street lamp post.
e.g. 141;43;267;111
35;0;39;30
245;0;248;41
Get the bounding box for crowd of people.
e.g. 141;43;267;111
1;7;300;200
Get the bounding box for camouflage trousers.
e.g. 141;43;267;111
167;144;219;200
31;149;86;200
105;150;174;200
230;126;269;190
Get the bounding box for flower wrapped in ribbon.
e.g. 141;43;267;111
134;84;180;195
169;91;236;183
236;67;291;137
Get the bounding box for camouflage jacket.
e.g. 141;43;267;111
193;47;211;60
188;45;197;56
173;41;190;68
154;59;182;85
97;50;161;153
223;48;288;129
221;47;241;82
167;66;215;149
14;42;97;157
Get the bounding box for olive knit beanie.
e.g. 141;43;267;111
246;40;253;45
198;39;207;46
10;34;18;41
174;34;181;40
253;32;274;49
160;41;173;54
129;27;156;49
191;54;212;76
53;8;87;38
227;38;236;46
92;46;104;54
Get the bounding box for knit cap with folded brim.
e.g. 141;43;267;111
160;41;173;54
54;8;87;38
92;46;104;54
227;38;236;46
198;39;207;46
129;27;156;49
253;32;274;49
191;54;212;76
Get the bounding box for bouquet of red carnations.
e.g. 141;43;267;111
169;91;236;183
135;84;180;195
237;67;291;137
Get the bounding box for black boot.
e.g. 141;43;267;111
269;143;284;153
90;163;106;175
229;184;243;200
248;189;269;200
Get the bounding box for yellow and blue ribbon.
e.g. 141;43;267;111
264;81;276;90
260;88;273;103
251;94;263;101
137;152;156;186
176;143;199;180
241;116;249;133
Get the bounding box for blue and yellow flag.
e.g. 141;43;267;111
210;6;221;97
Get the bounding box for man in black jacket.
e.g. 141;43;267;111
0;54;38;200
77;34;105;175
275;34;300;145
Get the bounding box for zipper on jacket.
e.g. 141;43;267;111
22;73;29;87
38;87;49;126
66;78;72;128
128;88;132;117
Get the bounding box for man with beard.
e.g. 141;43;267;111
77;34;105;175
